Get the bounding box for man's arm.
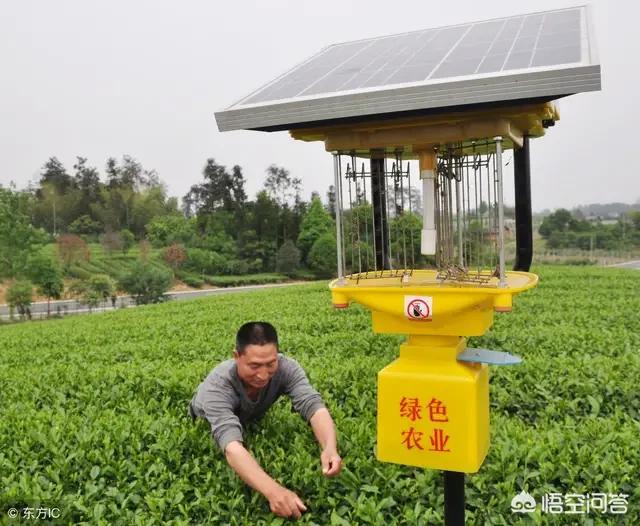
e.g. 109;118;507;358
309;408;342;477
224;440;307;519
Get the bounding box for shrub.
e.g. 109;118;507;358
119;262;172;305
88;274;117;302
7;280;34;320
26;253;64;316
163;243;187;272
308;232;337;278
224;259;249;275
176;271;204;288
276;240;301;276
57;234;90;268
68;215;102;236
101;231;123;255
120;229;135;254
138;240;152;262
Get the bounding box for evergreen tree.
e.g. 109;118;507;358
297;196;334;262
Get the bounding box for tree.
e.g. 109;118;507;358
163;243;187;272
297;197;334;262
120;229;135;253
39;157;74;195
80;288;101;312
0;186;47;278
276;240;301;276
139;239;152;262
88;274;116;306
68;215;102;236
7;280;33;320
264;165;301;207
119;262;172;305
26;253;64;317
57;234;90;268
326;186;336;219
73;157;101;219
539;209;574;238
146;215;195;247
101;230;123;254
184;159;236;216
308;233;337;278
389;212;423;268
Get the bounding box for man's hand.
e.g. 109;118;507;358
225;441;306;519
320;447;342;477
266;485;307;519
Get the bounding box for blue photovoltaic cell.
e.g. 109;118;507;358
241;8;584;106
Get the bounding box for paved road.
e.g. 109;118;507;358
0;282;313;321
607;260;640;269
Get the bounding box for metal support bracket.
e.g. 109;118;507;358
457;348;522;365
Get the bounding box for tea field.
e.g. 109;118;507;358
1;266;639;525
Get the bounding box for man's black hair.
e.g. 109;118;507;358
235;321;279;354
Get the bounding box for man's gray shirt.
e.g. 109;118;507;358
190;354;326;452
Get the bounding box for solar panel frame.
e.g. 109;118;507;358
215;5;600;132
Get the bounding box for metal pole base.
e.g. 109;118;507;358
444;470;465;526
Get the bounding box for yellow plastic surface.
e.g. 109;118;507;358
377;336;489;473
290;102;559;154
330;270;538;336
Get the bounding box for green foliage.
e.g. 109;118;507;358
203;273;290;287
6;280;34;319
389;212;423;268
118;262;172;305
183;248;226;276
57;234;90;269
68;214;102;236
146;215;195;248
120;229;135;253
538;208;640;251
308;232;337;278
26;252;64;310
88;274;117;302
0;267;638;523
276;240;301;277
297;197;334;261
0;186;47;278
175;270;204;288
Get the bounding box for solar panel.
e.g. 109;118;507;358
215;6;600;132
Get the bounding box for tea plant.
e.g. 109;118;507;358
0;266;638;524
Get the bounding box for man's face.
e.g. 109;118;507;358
234;343;279;390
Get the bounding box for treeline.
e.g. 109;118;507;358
1;155;345;318
539;208;640;250
5;155;342;276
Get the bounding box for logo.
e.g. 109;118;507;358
511;491;536;513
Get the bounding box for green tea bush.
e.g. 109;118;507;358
0;266;638;524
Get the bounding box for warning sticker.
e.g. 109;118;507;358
404;296;433;321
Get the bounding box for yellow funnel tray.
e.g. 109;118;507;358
330;269;538;336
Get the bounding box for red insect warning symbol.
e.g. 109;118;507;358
404;296;433;321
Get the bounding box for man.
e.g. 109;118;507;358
189;321;342;519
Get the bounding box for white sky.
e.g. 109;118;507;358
1;0;638;212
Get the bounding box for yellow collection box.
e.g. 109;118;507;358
376;336;489;473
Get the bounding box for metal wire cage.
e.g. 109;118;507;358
333;137;509;285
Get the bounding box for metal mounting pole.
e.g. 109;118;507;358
333;153;344;279
444;471;465;525
513;135;533;271
370;150;389;270
494;136;506;286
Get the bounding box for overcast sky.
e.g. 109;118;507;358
1;0;638;212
